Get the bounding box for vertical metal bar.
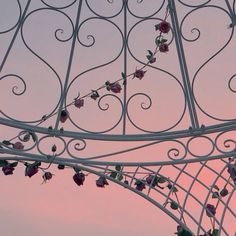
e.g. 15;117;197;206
54;0;83;130
122;0;128;134
0;0;31;73
168;0;199;129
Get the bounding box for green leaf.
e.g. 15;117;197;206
157;176;167;183
0;160;8;167
115;165;121;171
155;36;162;46
171;186;178;193
147;50;153;56
110;171;117;179
73;166;81;173
161;38;168;43
34;161;41;167
2;140;12;146
170;201;178;210
117;174;123;181
212;191;220;199
10;162;18;167
121;72;126;79
212;229;219;236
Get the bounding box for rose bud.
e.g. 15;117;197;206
146;175;157;187
60;110;69;123
13;141;24;150
159;43;169;52
134;69;146;80
2;165;15;175
135;180;146;191
155;21;171;33
25;164;38;178
43;172;53;182
74;98;84;108
205;204;216;217
96;176;109;188
73;172;85;186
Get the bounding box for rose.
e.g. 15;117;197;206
2;165;15;175
106;81;122;93
155;21;171;34
60;110;69;123
43;172;53;182
25;164;38;178
96;176;109;187
135;180;146;191
13;141;24;150
146;175;157;187
205;204;216;217
134;69;146;80
74;98;84;108
73;172;85;186
159;43;169;52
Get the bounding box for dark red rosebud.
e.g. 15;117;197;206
13;141;24;150
58;164;65;170
206;204;216;217
74;98;84;108
43;172;53;182
146;175;157;187
96;176;109;188
73;172;85;186
159;43;169;52
106;81;122;93
25;164;38;178
135;180;146;191
134;69;146;80
155;21;171;33
60;110;69;123
2;165;15;175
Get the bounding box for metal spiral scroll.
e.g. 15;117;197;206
0;1;236;235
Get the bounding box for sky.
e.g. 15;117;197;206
0;0;236;235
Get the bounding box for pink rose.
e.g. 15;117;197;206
155;21;171;34
13;141;24;150
159;43;169;52
106;81;122;93
73;172;85;186
74;98;84;108
134;69;146;80
96;176;109;188
25;164;38;178
43;172;53;182
2;165;15;175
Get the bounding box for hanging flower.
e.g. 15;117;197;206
134;69;146;80
74;98;84;108
43;172;53;183
146;175;157;187
2;165;15;175
73;172;85;186
205;204;216;217
60;110;69;123
13;141;24;150
155;21;171;34
25;164;39;178
159;43;169;52
135;180;146;191
105;81;122;93
96;176;109;188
